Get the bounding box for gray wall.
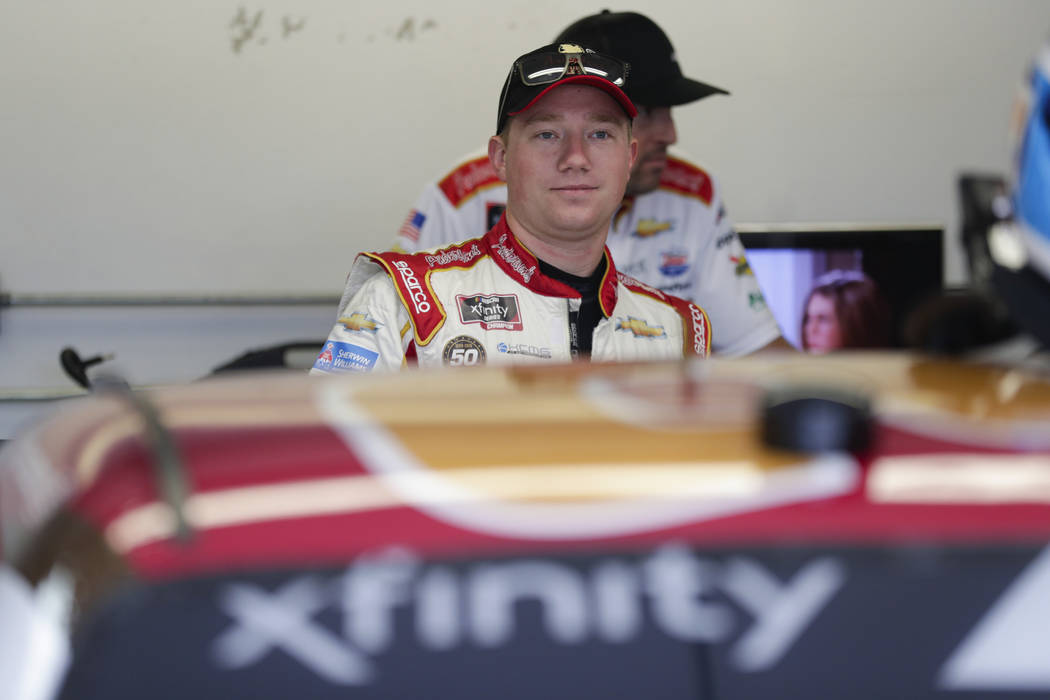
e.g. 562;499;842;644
4;0;1047;295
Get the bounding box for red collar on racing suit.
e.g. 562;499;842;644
365;215;621;345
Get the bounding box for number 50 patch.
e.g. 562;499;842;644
442;335;486;366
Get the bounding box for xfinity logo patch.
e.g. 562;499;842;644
210;546;846;686
457;294;522;331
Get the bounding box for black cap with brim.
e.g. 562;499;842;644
555;10;729;108
497;44;638;133
629;74;728;108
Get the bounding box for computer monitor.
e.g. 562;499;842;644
739;223;945;349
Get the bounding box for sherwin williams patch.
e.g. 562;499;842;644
313;341;379;373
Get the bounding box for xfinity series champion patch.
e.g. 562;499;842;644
456;294;522;331
313;341;379;373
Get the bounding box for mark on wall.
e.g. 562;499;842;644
281;16;306;38
230;7;263;54
393;18;437;41
229;9;436;53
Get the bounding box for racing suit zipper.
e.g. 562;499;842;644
568;299;580;360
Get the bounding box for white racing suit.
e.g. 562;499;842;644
394;149;780;356
313;218;711;373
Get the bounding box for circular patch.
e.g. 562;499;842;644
442;335;486;366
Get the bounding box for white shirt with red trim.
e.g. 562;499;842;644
394;149;780;356
312;219;711;374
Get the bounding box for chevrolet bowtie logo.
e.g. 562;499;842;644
339;312;380;333
634;219;673;238
616;317;666;339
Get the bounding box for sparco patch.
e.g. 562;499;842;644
457;293;522;331
442;335;486;366
392;260;432;313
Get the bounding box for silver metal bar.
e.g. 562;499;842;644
735;222;943;234
1;294;339;308
0;388;89;402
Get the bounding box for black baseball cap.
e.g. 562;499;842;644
555;10;729;107
496;43;637;134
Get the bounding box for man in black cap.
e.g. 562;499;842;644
313;42;711;374
393;10;788;356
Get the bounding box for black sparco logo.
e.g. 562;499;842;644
457;294;522;331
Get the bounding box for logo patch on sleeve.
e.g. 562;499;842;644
659;251;690;277
730;255;754;277
633;219;673;238
456;293;523;331
313;341;379;373
615;317;667;339
398;210;426;243
338;312;381;333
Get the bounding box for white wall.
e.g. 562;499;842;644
2;0;1047;296
0;1;1047;435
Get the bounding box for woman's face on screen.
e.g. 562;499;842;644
803;292;843;353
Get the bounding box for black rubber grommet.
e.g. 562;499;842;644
761;387;873;453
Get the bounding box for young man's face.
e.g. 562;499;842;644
627;105;677;195
490;85;637;246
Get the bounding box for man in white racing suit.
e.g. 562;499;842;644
393;11;787;357
313;43;711;374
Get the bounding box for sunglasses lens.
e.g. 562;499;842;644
523;65;569;83
518;51;627;87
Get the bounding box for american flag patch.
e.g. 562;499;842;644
398;210;426;243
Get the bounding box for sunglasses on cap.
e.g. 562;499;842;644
514;43;629;87
497;43;635;133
